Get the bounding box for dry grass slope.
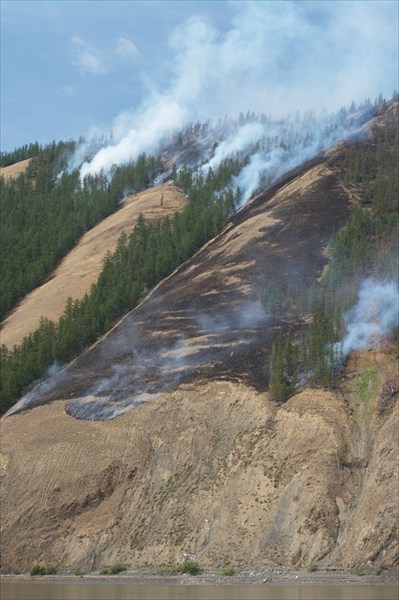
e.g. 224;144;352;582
0;159;31;183
0;183;186;348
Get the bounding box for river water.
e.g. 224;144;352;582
1;582;398;600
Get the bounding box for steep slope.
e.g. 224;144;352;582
1;112;398;574
0;183;186;348
1;349;397;573
8;157;350;419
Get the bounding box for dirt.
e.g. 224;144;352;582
1;348;398;574
0;183;186;348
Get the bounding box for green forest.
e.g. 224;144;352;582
0;101;398;415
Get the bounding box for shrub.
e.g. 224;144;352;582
306;560;317;572
336;440;350;468
30;563;46;576
177;560;200;575
30;561;57;576
100;563;126;575
221;566;235;576
45;563;57;575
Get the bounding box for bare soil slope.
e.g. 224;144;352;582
1;350;397;573
0;183;186;348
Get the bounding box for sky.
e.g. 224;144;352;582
1;0;398;152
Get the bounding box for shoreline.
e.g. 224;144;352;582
1;566;398;587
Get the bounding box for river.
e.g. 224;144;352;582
1;582;398;600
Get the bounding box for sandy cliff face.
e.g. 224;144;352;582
1;348;397;572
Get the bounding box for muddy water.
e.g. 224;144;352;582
2;583;398;600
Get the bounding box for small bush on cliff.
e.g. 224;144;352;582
99;562;126;575
177;560;201;575
221;566;235;576
306;560;317;572
30;561;57;576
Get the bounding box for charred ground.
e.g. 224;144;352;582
12;149;350;419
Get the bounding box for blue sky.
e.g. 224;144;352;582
1;1;398;151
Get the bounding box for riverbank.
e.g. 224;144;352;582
1;566;398;586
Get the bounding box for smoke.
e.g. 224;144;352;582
230;111;363;208
63;299;267;420
338;279;399;358
196;300;266;334
233;152;276;207
5;363;64;417
202;122;265;172
80;98;185;178
72;1;397;178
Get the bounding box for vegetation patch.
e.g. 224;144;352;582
30;561;57;576
221;566;235;576
176;560;201;575
99;563;126;575
306;560;317;573
356;368;379;406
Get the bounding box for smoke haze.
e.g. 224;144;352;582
339;279;399;357
76;1;397;178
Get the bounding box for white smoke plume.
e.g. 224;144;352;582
5;363;64;417
80;99;185;178
233;152;277;207
339;279;399;358
73;1;397;178
202;122;265;172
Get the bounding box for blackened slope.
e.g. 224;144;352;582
11;155;350;419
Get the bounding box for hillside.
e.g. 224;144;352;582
1;183;186;348
1;349;397;573
0;104;398;575
7;156;350;418
0;158;31;183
